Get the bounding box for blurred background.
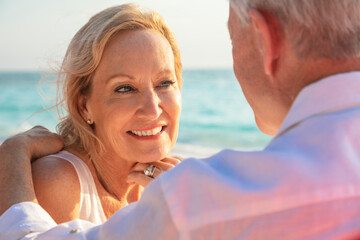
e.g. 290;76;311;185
0;0;272;157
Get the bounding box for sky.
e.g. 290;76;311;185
0;0;233;71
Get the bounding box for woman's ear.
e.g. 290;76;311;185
249;9;281;77
78;94;93;125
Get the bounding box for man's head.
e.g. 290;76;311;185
228;0;360;135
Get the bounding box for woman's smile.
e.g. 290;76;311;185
127;126;168;141
128;126;165;137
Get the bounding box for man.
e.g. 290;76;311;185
1;0;360;239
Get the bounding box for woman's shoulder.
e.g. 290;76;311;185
32;153;81;223
32;153;81;189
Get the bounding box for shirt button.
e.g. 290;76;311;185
69;228;79;234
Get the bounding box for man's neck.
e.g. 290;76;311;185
297;57;360;91
266;56;360;136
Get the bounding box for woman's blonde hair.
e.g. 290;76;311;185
56;4;182;158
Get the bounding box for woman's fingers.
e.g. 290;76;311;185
126;163;155;188
127;164;161;187
129;163;165;178
127;156;183;187
160;155;182;165
130;163;159;177
152;161;175;171
126;171;152;187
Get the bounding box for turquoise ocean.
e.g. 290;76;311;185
0;70;272;158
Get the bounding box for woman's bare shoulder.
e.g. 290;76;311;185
32;155;81;223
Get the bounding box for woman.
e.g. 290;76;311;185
32;3;182;224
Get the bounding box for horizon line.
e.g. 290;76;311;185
0;67;234;73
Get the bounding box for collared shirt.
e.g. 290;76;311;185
1;72;360;240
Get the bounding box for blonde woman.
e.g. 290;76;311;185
32;3;182;224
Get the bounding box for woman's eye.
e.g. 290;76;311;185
114;85;134;93
158;80;176;88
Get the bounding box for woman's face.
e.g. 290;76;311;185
84;29;181;164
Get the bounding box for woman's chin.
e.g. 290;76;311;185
132;149;170;164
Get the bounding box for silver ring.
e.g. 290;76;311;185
144;165;156;178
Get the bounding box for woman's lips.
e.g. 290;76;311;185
127;126;166;139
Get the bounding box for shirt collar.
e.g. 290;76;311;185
276;71;360;136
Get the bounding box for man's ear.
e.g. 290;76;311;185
249;9;281;76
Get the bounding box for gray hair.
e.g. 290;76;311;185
230;0;360;59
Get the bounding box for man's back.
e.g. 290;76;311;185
155;72;360;239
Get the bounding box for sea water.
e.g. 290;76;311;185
0;70;272;157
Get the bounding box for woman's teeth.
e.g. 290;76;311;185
130;126;163;136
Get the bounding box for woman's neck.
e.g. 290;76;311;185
65;146;144;218
90;163;143;218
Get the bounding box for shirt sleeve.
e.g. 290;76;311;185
0;202;56;240
0;178;179;240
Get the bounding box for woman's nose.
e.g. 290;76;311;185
135;90;162;119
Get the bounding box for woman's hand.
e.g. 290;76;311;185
126;156;183;187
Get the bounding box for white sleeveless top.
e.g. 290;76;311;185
47;150;107;224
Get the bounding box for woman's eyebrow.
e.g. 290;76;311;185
155;69;175;78
105;73;135;84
